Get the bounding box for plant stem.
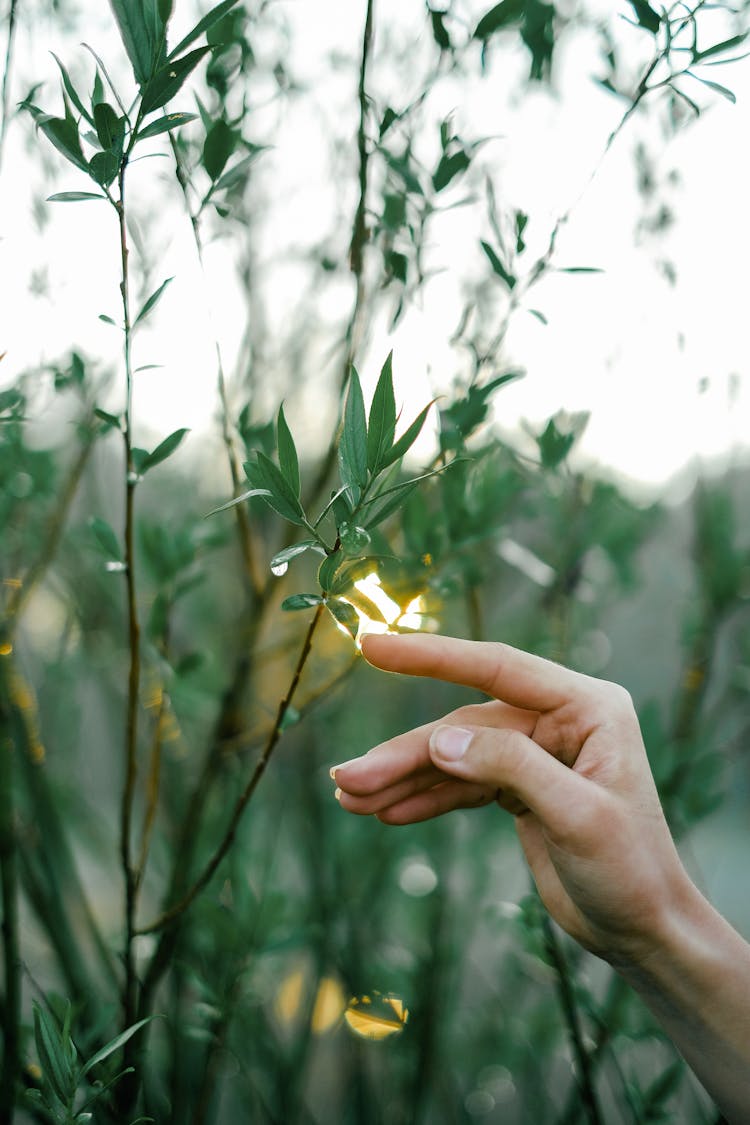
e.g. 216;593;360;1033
541;914;603;1125
303;0;374;511
0;0;19;179
115;160;142;1029
0;657;20;1125
168;131;265;598
139;600;325;935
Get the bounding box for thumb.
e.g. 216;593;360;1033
429;724;588;827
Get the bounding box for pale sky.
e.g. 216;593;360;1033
1;1;749;494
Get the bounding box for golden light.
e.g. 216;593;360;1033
343;993;409;1041
311;977;346;1034
328;572;429;647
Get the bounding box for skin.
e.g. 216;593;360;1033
332;632;750;1124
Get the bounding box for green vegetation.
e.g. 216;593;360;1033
1;0;749;1121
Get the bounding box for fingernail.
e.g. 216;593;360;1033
334;787;342;802
329;759;357;780
431;726;473;761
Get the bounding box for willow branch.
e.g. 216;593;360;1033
138;601;325;936
0;0;19;178
303;0;374;510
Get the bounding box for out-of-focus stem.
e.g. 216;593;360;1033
0;0;19;178
0;657;20;1125
138;600;325;937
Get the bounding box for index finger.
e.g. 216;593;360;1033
360;632;580;713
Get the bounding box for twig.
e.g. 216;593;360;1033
541;914;604;1125
5;432;95;631
114;154;142;1029
0;0;19;179
303;0;375;511
168;131;265;598
138;600;326;935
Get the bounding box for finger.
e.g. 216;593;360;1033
361;632;582;712
332;700;536;796
428;723;590;834
335;766;445;815
375;779;497;825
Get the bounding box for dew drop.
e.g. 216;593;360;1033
271;561;289;577
105;560;127;573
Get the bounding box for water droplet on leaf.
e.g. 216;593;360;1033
271;560;289;577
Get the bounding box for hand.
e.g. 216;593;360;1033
333;631;694;969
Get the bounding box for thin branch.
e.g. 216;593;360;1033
0;0;19;178
541;914;604;1125
5;432;95;631
168;130;266;598
138;600;326;935
303;0;375;510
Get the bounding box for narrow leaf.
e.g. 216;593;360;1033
367;352;397;474
360;480;420;530
81;1017;154;1076
270;540;325;569
169;0;242;59
37;115;89;172
51;53;94;124
140;47;210;115
89;516;122;560
48;191;106;202
94;408;122;430
557;266;604;274
318;550;343;593
432;149;470;192
136;112;197;140
481;240;516;289
281;593;324;611
141;427;189;471
133;277;173;327
326;598;359;640
695;32;749;62
474;0;524;40
685;71;737;103
379;401;435;471
339;367;368;495
108;0;154;85
277;404;300;497
245;452;306;525
203;117;236;180
205;487;272;517
33;1003;75;1106
93;101;121;150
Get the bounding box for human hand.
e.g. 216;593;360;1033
332;632;696;970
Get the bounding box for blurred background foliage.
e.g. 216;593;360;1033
1;0;750;1122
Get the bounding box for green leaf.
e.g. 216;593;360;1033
367;352;397;474
81;1017;154;1077
90;516;122;560
89;149;120;187
99;314;118;325
136;111;197;140
627;0;661;34
140;47;210;115
276;404;300;497
339;367;368;498
326;598;359;640
108;0;155;85
48;191;106;202
429;7;451;51
694;32;749;63
205;487;272;517
202;117;236;180
270;540;326;570
133;277;173;327
51;53;94;125
33;1002;76;1107
281;593;324;611
37;114;89;172
141;427;189;471
169;0;242;59
432;149;470;192
474;0;524;40
213;150;262;193
481;240;516;289
318;550;343;593
360;480;420;530
379;401;434;471
93;101;122;150
245;452;306;525
685;71;737;103
94;407;122;430
558;266;603;274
